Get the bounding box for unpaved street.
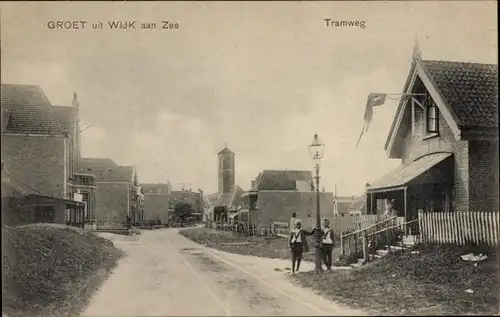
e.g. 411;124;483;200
82;229;366;316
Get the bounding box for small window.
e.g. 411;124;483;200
412;97;426;137
131;191;137;201
426;93;439;134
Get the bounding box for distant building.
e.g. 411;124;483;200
333;196;358;217
142;182;171;224
79;157;135;229
170;188;203;214
206;145;243;222
218;145;235;194
348;195;366;216
240;170;335;225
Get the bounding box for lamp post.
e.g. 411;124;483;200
308;133;326;274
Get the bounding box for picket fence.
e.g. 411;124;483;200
419;211;499;246
300;214;383;235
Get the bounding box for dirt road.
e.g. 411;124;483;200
82;229;366;316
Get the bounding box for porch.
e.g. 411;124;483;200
366;152;454;235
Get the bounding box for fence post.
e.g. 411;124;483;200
340;231;344;257
362;230;368;263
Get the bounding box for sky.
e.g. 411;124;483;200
1;1;497;195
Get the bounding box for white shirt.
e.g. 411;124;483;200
291;228;303;243
322;228;333;244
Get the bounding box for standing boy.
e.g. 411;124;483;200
321;218;335;271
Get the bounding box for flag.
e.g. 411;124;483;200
355;93;387;149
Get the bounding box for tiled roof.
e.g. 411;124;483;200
422;60;498;129
336;202;352;215
0;84;64;135
80;157;118;171
79;158;132;182
256;170;313;191
52;105;77;135
218;147;234;155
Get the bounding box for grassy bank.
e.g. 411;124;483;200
292;244;499;315
2;224;124;317
180;227;322;262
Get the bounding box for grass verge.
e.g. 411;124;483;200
180;227;321;262
292;243;499;315
2;224;124;317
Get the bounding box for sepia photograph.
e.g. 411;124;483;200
1;1;498;316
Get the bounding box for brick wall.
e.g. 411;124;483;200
1;135;66;199
95;182;130;226
255;191;334;225
144;194;170;223
469;140;499;213
453;141;470;212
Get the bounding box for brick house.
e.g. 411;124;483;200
240;170;335;225
1;85;85;225
333;196;357;217
366;57;498;234
142;182;171;224
79;157;136;228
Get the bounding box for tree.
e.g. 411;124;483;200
174;202;193;227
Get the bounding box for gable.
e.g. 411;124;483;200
385;60;461;158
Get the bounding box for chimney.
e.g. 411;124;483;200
251;180;256;188
72;92;79;108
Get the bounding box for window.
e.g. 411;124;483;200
412;92;439;137
131;191;137;201
82;192;89;202
426;93;439;133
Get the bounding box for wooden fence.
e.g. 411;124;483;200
301;214;383;235
418;211;499;246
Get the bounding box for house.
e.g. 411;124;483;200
170;188;204;214
142;182;171;224
1;84;86;226
348;195;366;216
240;170;335;225
79;157;136;229
333;196;358;217
1;84;71;199
366;54;498;234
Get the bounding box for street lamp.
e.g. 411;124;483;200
308;133;326;273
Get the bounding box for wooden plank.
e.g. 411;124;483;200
429;212;434;243
480;212;486;245
494;213;499;245
436;212;441;244
471;212;477;245
456;212;462;245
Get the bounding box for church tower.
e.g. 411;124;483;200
217;144;235;194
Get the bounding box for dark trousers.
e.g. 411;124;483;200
291;243;304;261
321;244;333;269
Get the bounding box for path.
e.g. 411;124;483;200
82;229;366;316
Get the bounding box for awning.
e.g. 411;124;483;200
26;194;85;207
367;152;452;193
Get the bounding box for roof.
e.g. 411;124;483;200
80;157;118;170
348;195;366;211
218;147;234;155
52;105;77;134
335;202;352;215
142;183;171;194
421;60;498;129
206;185;244;208
367;152;452;192
79;158;133;182
256;170;313;191
1;84;65;135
